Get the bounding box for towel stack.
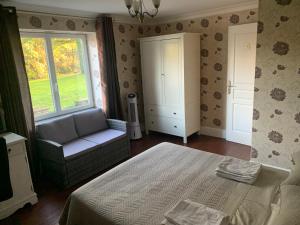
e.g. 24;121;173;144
162;199;229;225
216;156;261;184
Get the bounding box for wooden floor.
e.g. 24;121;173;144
0;132;250;225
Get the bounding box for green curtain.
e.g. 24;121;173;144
96;16;123;120
0;5;37;184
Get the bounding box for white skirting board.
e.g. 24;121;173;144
198;126;226;139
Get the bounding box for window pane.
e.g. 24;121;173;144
21;37;55;118
51;38;90;110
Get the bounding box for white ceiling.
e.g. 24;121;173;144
3;0;258;20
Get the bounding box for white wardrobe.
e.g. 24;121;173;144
140;33;201;143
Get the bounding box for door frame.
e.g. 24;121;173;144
225;23;257;146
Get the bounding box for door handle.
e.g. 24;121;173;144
228;81;236;94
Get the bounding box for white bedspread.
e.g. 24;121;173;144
60;142;288;225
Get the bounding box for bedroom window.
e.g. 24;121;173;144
21;32;94;121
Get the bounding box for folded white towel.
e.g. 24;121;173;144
216;170;259;179
216;171;257;184
163;199;229;225
216;157;261;184
216;157;261;177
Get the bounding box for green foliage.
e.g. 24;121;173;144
21;38;48;80
52;38;83;75
29;74;88;117
21;37;84;80
21;37;89;118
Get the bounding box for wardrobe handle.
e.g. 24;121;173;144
174;125;177;128
7;148;11;153
173;112;177;115
150;109;153;112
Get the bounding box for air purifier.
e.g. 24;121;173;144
127;93;142;140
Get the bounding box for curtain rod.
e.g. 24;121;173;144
17;9;98;21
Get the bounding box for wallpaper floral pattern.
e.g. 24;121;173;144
251;0;300;168
15;10;259;131
113;9;258;129
9;6;299;163
17;12;95;32
113;23;145;122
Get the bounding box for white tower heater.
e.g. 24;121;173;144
127;93;142;140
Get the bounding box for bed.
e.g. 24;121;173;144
59;142;288;225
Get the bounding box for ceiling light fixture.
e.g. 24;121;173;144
124;0;161;23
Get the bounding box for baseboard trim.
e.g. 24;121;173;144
198;126;226;139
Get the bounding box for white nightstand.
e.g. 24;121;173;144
0;132;38;219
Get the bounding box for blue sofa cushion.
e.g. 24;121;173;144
63;139;98;161
37;116;78;144
73;108;108;137
82;129;126;146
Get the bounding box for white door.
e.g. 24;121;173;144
161;39;181;107
140;40;162;105
226;23;257;146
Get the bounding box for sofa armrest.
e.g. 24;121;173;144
36;138;65;163
107;119;128;133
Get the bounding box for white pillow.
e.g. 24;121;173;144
269;185;300;225
280;185;300;209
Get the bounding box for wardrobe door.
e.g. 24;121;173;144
161;38;181;107
140;40;162;106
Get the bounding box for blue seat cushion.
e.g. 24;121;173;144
37;115;78;144
82;129;126;146
73;108;108;137
63;139;98;161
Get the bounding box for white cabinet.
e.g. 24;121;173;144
140;33;201;143
0;133;38;219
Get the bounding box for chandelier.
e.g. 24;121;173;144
124;0;161;23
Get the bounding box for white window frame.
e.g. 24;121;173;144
21;32;94;121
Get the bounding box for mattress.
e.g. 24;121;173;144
60;142;288;225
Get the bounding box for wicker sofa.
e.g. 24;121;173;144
36;108;130;188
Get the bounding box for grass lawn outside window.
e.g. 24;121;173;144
21;32;94;120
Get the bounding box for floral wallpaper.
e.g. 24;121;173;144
15;10;259;131
113;9;258;129
17;12;95;32
251;0;300;168
10;6;300;165
113;23;145;122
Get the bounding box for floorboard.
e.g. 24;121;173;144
0;133;250;225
